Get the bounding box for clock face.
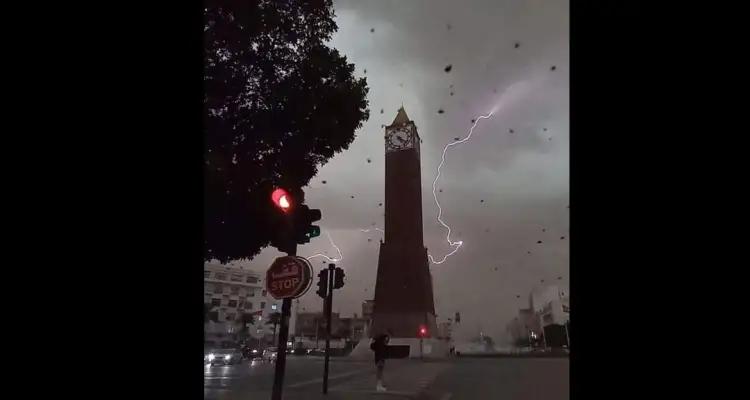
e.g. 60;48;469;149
386;126;412;152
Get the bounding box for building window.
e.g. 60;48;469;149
249;290;255;297
261;290;267;297
238;300;245;308
246;276;258;283
204;271;211;279
231;286;240;294
230;274;242;282
228;300;237;308
214;284;223;294
211;298;221;307
246;302;253;310
225;313;235;321
215;273;227;281
260;302;266;309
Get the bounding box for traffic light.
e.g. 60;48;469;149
418;324;428;338
293;205;322;244
333;267;345;289
264;184;322;253
271;188;293;213
316;269;329;298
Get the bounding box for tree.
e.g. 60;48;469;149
266;311;282;343
204;303;211;323
204;303;219;323
236;312;257;339
204;0;370;262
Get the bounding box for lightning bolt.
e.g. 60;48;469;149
359;228;384;235
305;231;343;262
428;111;495;264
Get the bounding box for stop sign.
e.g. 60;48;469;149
266;256;313;299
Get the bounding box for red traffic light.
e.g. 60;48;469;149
419;325;427;337
271;188;292;212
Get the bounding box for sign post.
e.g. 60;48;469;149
267;255;313;400
318;264;344;394
322;263;334;394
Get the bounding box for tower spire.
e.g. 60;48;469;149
392;106;411;125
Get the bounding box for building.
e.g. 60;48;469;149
507;285;570;348
506;286;569;348
204;263;277;346
294;311;369;346
437;321;453;340
339;315;369;342
506;308;543;346
372;107;438;342
362;300;374;321
295;312;336;341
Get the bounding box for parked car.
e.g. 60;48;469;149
206;348;243;365
242;346;262;359
306;348;326;356
262;347;278;362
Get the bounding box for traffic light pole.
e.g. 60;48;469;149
271;247;296;400
322;263;334;394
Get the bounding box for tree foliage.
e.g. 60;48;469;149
265;311;282;327
205;0;370;262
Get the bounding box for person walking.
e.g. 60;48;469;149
370;332;390;392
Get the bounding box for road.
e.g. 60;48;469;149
204;356;568;400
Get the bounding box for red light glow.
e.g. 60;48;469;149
271;188;292;211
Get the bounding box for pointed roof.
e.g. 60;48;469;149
391;106;411;125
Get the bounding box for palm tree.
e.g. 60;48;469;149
266;312;281;345
204;303;211;323
204;303;219;323
231;312;254;342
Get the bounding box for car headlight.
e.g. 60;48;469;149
208;354;215;361
225;355;232;360
252;349;258;353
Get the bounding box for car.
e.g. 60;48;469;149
242;346;262;359
306;348;326;356
206;348;243;365
262;347;278;362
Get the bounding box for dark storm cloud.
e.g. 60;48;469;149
233;0;568;343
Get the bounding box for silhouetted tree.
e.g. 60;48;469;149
266;311;282;343
205;0;370;262
204;303;220;323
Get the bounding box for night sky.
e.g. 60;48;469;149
222;0;568;344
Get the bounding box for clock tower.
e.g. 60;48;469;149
371;107;438;343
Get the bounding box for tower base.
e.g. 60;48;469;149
349;337;451;360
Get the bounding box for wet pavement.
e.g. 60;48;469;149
204;357;373;400
204;356;568;400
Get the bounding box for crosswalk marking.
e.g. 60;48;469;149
285;368;371;388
